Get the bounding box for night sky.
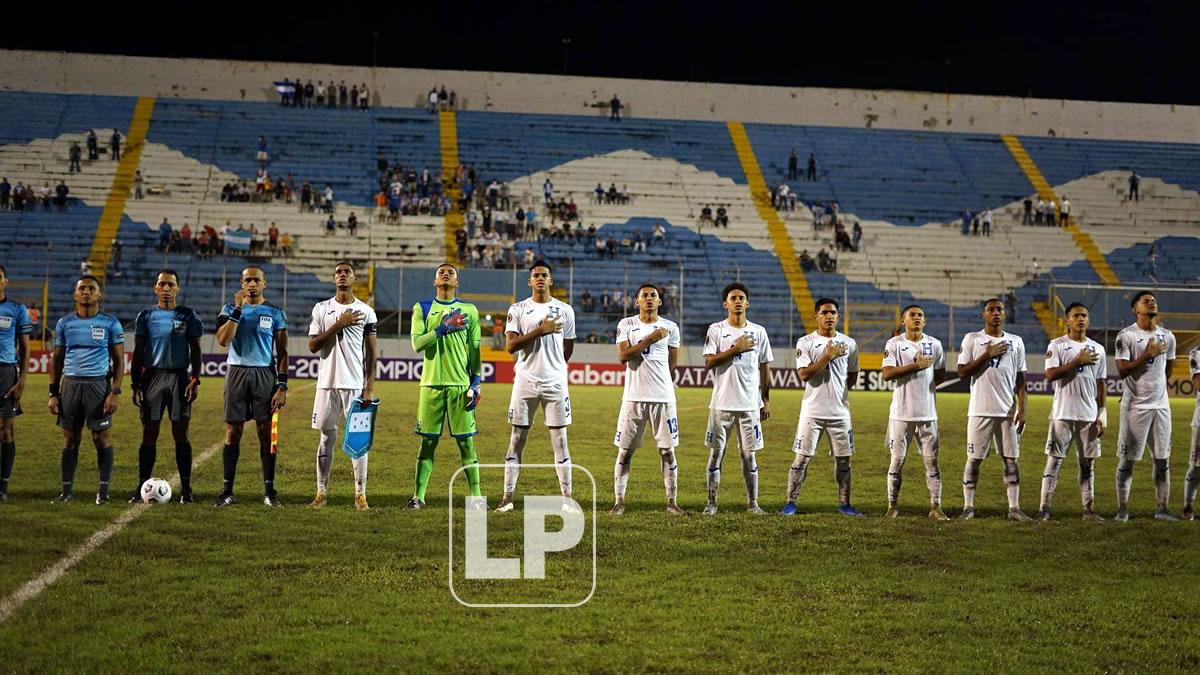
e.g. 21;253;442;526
4;0;1197;105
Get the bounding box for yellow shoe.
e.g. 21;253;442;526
354;493;369;511
308;491;327;509
928;506;950;521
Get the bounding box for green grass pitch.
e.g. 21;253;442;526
2;374;1200;671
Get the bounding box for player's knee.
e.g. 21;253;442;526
91;430;109;448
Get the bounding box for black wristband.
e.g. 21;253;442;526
49;382;60;397
228;307;243;323
276;372;288;386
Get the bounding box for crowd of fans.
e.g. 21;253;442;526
275;79;370;110
426;85;459;112
0;177;71;211
152;218;295;259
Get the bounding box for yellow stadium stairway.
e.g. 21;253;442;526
88;96;155;283
1002;135;1120;288
438;110;464;262
727;122;814;334
353;264;374;305
1031;300;1062;340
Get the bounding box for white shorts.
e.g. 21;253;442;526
613;401;679;450
705;409;763;453
1117;407;1171;461
508;377;572;427
886;419;939;458
1046;419;1101;459
793;416;854;457
967;416;1020;459
312;388;357;430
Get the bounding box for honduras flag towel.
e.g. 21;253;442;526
342;397;380;459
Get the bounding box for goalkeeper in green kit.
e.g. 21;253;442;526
407;264;483;509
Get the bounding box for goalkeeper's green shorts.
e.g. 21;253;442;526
415;385;477;438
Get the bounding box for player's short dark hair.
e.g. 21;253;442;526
156;268;179;283
1130;290;1155;308
636;283;660;297
0;265;7;278
76;274;101;288
1065;301;1089;315
814;297;839;312
435;262;457;274
982;297;1004;310
241;265;265;279
529;260;552;274
721;282;749;301
901;304;923;317
334;260;355;272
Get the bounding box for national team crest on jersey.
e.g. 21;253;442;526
921;342;933;356
342;398;380;459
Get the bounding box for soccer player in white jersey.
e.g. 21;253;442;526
881;304;948;520
611;283;682;515
1114;290;1178;522
957;298;1031;521
496;262;577;512
307;261;377;510
782;298;862;517
1183;344;1200;520
702;283;773;515
1039;302;1106;521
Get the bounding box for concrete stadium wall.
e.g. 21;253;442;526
1;49;1197;143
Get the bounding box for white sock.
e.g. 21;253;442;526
660;448;678;502
614;447;634;500
1040;456;1063;511
352;454;368;496
962;458;981;510
1186;428;1200;508
1153;458;1171;509
1116;458;1135;509
1002;456;1021;510
887;454;905;504
741;452;758;505
1079;456;1096;509
922;452;942;505
835;456;852;506
706;446;724;505
503;426;530;494
787;455;811;502
549;426;572;496
316;428;336;493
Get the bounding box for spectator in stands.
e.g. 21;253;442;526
449;90;457;109
663;280;677;315
652;221;666;245
53;180;67;208
0;178;9;210
806;153;817;181
323;184;335;212
817;248;831;273
303;80;314;107
1029;257;1041;280
581;289;594;313
325;214;336;235
1035;198;1047;225
788;148;799;180
454;228;467;261
1128;171;1140;202
1022;196;1034;225
605;236;617;259
566;198;578;221
525;206;537;239
158;218;172;252
280;231;294;256
316;81;327;106
268;222;279;252
10;182;24;211
1005;291;1018;323
523;247;535;269
485;180;498;208
610;94;622;121
600;289;613;317
359;84;370;110
110;130;121;161
180;223;192;252
256;137;269;165
428;87;439;113
620;184;632;204
68;142;82;172
594;235;606;259
543;178;554;205
133;170;144;199
960;210;971;236
348;212;358;236
594;183;606;203
1059;196;1070;226
981;209;992;237
339;82;348;108
1146;245;1159;280
799;249;815;272
86;130;99;160
971;214;980;236
278;78;292;106
632;230;646;252
835;222;853;251
196;230;210;258
700;204;713;225
715;204;728;228
499;183;511;210
852;221;863;250
39;183;51;211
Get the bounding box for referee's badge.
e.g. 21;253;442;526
172;319;185;333
0;316;11;330
91;326;106;342
259;315;273;331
